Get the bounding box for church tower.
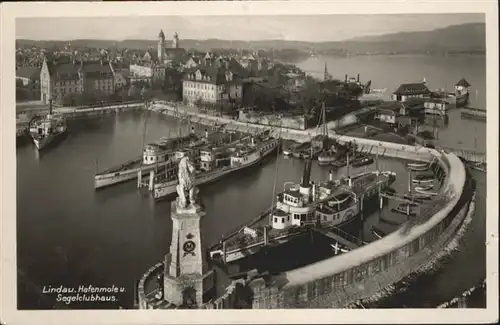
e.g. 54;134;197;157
172;32;179;49
158;30;165;64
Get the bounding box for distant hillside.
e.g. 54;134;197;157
16;22;485;56
335;22;486;54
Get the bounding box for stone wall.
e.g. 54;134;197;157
204;279;246;309
248;152;472;308
238;111;307;130
137;261;164;309
59;103;144;119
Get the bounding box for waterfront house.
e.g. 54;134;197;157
455;78;471;94
40;55;115;104
424;98;449;116
182;57;247;107
392;82;431;102
374;108;397;124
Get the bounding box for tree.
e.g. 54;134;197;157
128;84;140;100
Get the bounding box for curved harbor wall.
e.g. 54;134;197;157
246;152;473;308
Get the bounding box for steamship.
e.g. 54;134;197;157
93;133;207;189
29;100;67;151
153;133;279;200
209;158;396;264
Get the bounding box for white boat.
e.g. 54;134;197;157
412;172;434;184
407;162;429;171
29;100;67;151
414;187;438;196
94;134;204;189
317;149;337;166
414;184;434;192
153;137;280;200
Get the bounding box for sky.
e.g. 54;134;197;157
16;14;484;42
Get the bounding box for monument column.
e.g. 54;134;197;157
163;154;214;308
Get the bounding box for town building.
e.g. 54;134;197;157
392;82;431;102
182;56;248;106
40;55;115;104
157;30;186;66
16;67;41;92
454;78;471;94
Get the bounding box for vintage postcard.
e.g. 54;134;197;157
1;1;498;324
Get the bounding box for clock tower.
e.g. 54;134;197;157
163;198;214;308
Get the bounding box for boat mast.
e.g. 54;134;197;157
268;117;283;244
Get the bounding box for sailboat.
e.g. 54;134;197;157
29;99;67;151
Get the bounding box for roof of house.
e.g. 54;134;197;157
80;60;114;79
378;101;403;111
393;82;430;96
16;67;40;80
44;56;113;80
455;78;471;87
183;58;248;84
377;108;397;116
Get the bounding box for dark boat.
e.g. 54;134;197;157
351;155;374;168
391;204;417;217
412;172;434;184
371;226;387;239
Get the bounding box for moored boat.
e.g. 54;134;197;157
407;162;429;171
94;133;205;189
351;155;374;168
29;100;67;151
414;184;434;192
153;135;280;200
209;158;396;264
412;172;434;184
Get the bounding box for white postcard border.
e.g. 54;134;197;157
1;1;498;324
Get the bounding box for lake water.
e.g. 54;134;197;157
16;55;487;309
298;55;487;153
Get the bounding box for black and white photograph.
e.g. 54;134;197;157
1;1;498;324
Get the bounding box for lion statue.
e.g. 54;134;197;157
176;155;199;208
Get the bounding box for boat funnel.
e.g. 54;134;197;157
300;159;312;188
329;170;333;181
345;74;348;83
357;74;360;82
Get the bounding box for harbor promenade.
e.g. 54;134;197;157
150;101;486;165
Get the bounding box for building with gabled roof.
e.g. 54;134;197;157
392;82;431;102
40;54;115;104
182;57;247;106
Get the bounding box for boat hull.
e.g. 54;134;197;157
32;129;67;151
94;160;170;189
455;93;470;108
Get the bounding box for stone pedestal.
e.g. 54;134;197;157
163;198;214;307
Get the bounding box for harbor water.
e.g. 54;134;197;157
17;55;487;309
